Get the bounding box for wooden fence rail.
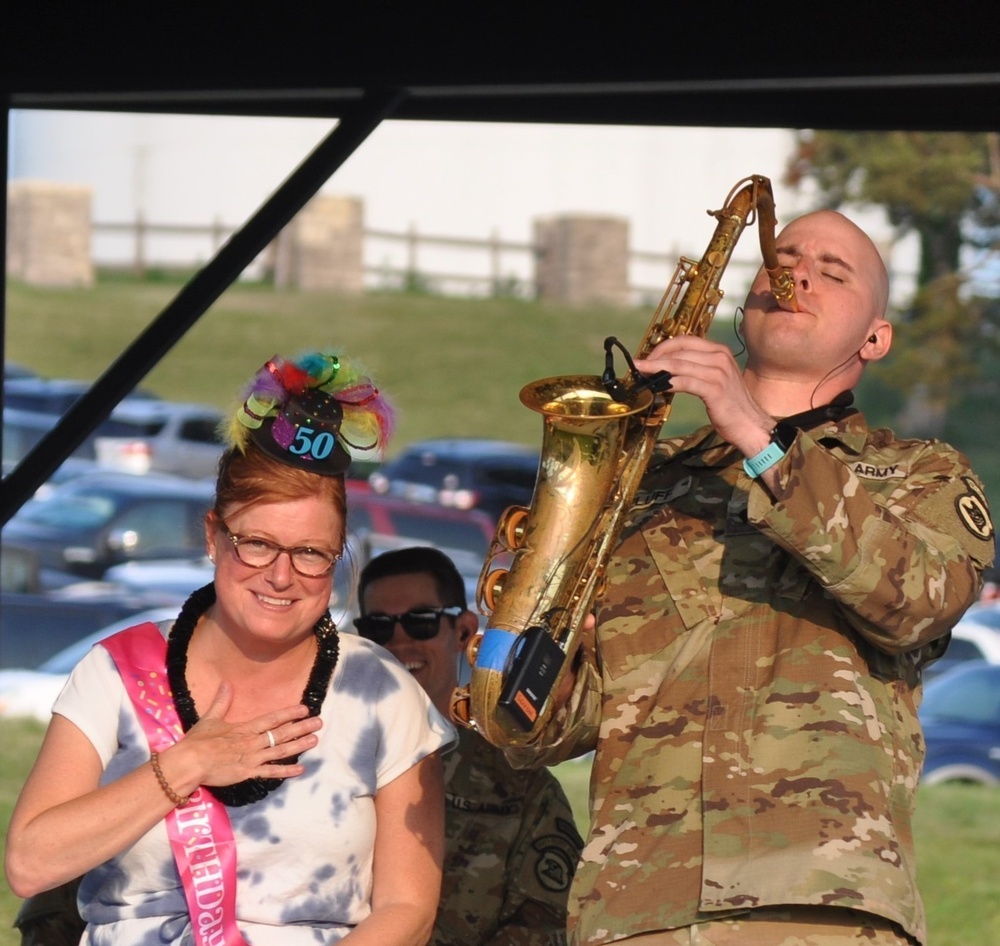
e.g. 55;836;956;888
90;216;754;304
8;181;760;301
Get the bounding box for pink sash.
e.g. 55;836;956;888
102;623;250;946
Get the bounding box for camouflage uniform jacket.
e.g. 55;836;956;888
433;727;583;946
507;412;994;946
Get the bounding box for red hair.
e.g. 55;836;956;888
213;442;346;544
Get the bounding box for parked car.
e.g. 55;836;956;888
5;396;223;488
2;399;167;495
3;361;38;382
347;482;497;566
956;601;1000;633
3;405;103;465
2;471;216;584
919;663;1000;785
101;489;496;619
0;606;179;715
925;603;1000;680
369;438;539;521
1;488;494;678
3;406;103;494
3;376;158;414
0;588;183;670
93;399;225;477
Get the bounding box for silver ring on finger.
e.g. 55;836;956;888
266;729;276;749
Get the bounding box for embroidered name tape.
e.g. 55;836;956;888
632;476;693;508
851;462;907;480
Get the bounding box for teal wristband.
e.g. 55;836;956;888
742;440;786;478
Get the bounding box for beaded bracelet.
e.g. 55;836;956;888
150;750;191;807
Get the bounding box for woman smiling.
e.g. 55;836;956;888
5;350;455;946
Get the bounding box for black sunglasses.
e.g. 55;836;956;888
353;606;464;645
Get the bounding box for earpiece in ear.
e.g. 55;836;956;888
868;334;878;344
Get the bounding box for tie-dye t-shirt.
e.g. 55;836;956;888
52;628;456;945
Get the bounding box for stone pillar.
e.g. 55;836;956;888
533;214;629;306
6;181;94;287
273;194;364;292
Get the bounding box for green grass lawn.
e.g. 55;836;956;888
1;718;996;946
3;278;712;454
7;277;999;512
0;718;47;946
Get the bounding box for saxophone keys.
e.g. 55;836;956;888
479;568;508;611
499;506;530;550
450;686;475;729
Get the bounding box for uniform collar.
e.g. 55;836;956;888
774;389;856;434
813;409;871;456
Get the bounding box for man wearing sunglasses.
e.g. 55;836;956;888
356;547;583;946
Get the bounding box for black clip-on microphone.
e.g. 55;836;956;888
602;336;673;404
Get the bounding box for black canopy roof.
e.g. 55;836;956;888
3;6;998;130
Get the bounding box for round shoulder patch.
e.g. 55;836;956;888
534;846;574;893
531;817;581;894
956;478;993;542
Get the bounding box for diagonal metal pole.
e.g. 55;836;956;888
1;87;406;525
1;101;8;416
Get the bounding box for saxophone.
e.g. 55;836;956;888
451;174;797;747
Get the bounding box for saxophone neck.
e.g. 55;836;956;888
751;175;799;313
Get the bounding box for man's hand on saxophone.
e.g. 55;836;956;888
633;334;774;463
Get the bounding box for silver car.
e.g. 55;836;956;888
94;400;225;478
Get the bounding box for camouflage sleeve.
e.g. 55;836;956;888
749;429;995;653
487;771;582;946
482;903;568;946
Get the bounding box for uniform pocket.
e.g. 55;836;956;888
597;520;717;685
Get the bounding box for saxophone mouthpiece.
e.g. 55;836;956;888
767;266;799;312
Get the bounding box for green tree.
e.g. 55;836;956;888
785;132;1000;431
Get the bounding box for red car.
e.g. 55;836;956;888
345;483;497;568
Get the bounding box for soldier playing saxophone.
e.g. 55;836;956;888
506;208;994;946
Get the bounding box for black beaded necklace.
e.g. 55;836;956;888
165;583;340;807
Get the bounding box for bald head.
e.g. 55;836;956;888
778;210;889;320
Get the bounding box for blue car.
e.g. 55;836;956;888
2;471;215;585
919;663;1000;786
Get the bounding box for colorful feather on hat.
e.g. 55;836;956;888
223;350;395;460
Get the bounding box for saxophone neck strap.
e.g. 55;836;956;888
772;390;857;447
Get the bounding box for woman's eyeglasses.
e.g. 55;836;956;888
353;607;464;645
217;520;341;578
